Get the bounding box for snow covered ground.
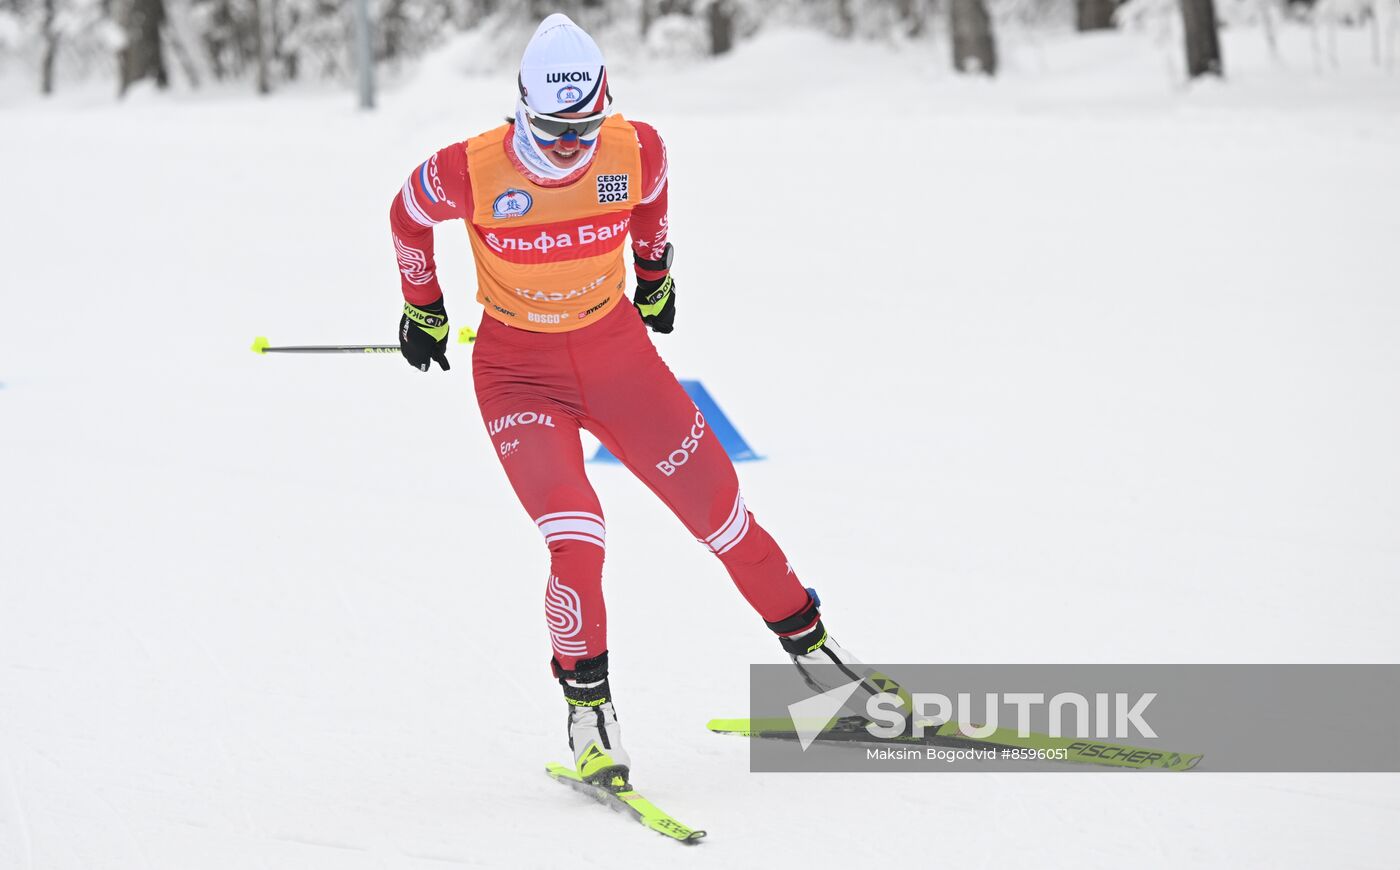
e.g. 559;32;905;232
2;20;1399;869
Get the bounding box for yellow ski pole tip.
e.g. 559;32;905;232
458;326;477;345
251;336;270;355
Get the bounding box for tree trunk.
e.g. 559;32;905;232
896;0;927;37
1075;0;1117;31
706;0;734;54
1179;0;1223;77
835;0;854;38
1257;0;1278;59
118;0;170;95
353;0;375;109
163;17;203;88
252;0;270;94
41;0;59;95
529;0;561;19
950;0;997;75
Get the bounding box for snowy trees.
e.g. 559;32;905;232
638;0;741;55
0;0;467;95
4;0;954;95
4;0;1320;96
15;0;115;90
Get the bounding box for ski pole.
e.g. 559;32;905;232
250;327;476;355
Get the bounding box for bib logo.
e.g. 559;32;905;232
596;174;629;205
578;297;611;320
546;71;593;83
492;188;533;219
556;85;583;104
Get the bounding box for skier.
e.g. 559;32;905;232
389;13;882;788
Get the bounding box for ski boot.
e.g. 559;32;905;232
769;588;912;720
555;652;631;789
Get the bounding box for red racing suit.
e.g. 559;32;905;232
390;117;813;671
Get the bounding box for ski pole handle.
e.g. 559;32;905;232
250;328;476;355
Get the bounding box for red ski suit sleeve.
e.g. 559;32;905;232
389;143;472;307
628;121;671;279
389;120;671;306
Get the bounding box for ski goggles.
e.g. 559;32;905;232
520;100;611;145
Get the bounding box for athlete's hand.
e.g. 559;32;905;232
634;275;676;334
633;243;676;334
399;297;451;371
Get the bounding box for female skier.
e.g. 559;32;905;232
389;14;877;787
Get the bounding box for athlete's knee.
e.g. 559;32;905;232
535;508;606;550
535;507;607;571
697;489;756;560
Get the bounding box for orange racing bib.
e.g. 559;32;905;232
465;115;643;333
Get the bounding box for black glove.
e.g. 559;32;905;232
399;297;451;371
632;243;676;334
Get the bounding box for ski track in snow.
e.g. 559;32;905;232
2;22;1399;870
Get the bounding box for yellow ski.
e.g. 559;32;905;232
544;763;706;844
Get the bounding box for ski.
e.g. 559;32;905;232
544;763;707;844
707;716;1203;771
